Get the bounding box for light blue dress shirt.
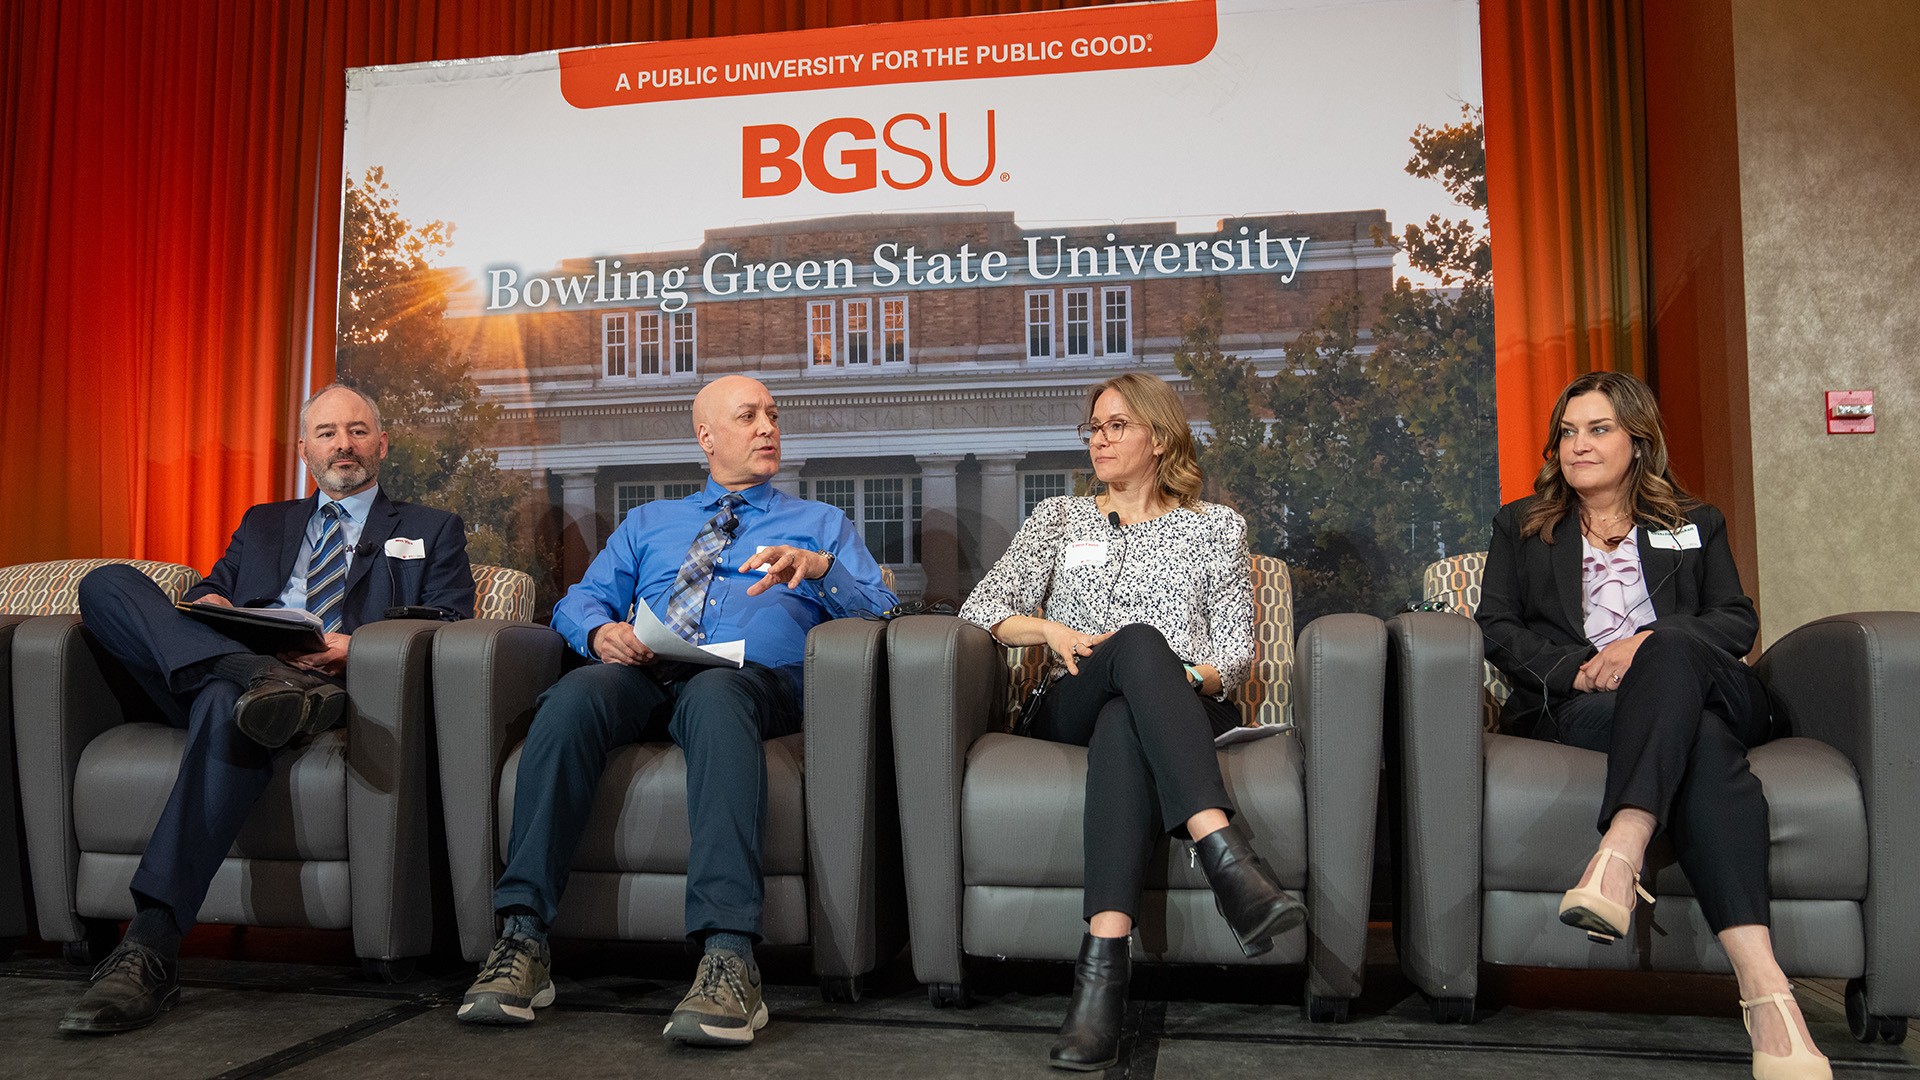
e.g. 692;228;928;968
551;478;897;697
274;485;379;613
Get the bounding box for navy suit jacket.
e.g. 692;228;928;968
183;489;475;631
1475;496;1757;729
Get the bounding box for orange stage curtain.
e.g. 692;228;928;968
1481;0;1648;502
0;0;1118;571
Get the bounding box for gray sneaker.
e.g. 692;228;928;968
456;934;553;1025
662;952;767;1047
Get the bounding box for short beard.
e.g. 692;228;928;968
313;456;373;497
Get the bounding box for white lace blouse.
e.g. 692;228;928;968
959;496;1256;697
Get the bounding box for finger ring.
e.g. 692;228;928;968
1611;674;1621;684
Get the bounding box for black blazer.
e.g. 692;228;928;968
1475;496;1757;727
184;489;476;632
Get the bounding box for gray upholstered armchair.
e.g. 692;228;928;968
1390;554;1920;1042
2;559;207;959
886;555;1387;1019
14;561;533;977
429;615;906;1001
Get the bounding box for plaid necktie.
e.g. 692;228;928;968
306;502;349;633
662;494;744;645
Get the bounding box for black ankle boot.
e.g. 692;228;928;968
1049;933;1130;1071
1193;824;1307;957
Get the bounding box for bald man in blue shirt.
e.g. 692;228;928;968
458;375;895;1047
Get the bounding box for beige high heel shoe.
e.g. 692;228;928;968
1557;847;1654;943
1740;991;1832;1080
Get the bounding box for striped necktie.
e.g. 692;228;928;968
662;494;744;645
306;502;349;633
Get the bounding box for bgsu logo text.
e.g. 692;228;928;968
742;111;997;198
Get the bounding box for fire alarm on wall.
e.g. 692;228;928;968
1826;390;1875;435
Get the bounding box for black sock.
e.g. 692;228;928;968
210;652;285;686
123;897;183;964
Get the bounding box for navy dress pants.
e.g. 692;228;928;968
1523;629;1773;932
1030;624;1240;922
75;564;321;933
491;660;801;941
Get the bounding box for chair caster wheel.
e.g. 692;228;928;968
1431;996;1477;1024
820;975;863;1003
1303;993;1350;1023
1845;977;1907;1044
361;957;417;983
928;980;971;1008
64;919;120;966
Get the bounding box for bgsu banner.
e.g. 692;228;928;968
338;0;1494;630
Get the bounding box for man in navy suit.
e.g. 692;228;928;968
57;383;475;1035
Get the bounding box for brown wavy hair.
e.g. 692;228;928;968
1084;372;1204;509
1522;370;1698;542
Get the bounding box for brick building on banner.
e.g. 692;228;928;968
458;208;1394;599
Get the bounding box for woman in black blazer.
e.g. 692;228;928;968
1477;372;1827;1080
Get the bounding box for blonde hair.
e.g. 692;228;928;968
1083;372;1204;509
1522;370;1697;542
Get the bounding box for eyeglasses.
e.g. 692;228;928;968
1076;418;1132;445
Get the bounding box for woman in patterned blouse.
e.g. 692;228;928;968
959;371;1299;1072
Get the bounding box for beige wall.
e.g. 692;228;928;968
1732;0;1920;646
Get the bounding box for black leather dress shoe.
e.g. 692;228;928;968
58;941;180;1034
232;668;350;750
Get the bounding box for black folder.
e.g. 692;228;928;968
175;601;327;655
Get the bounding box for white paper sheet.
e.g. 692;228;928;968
1213;721;1294;748
631;601;746;668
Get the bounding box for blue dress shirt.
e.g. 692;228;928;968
274;485;380;613
551;478;897;697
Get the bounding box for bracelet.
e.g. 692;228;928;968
1182;663;1203;691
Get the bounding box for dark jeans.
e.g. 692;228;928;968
1030;623;1241;922
491;660;801;941
76;564;347;933
1524;629;1772;932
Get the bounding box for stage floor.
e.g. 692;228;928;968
2;926;1913;1079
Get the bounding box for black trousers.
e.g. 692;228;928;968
491;660;801;941
76;564;345;933
1030;624;1240;922
1526;629;1772;932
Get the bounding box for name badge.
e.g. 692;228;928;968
1645;524;1701;550
384;537;427;560
1063;539;1109;568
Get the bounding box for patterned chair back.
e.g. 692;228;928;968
1238;555;1295;727
1421;552;1513;727
0;558;203;616
999;553;1296;731
472;564;537;622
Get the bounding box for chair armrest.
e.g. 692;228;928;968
13;615;141;942
804;617;907;980
1757;610;1920;1018
0;616;31;937
1293;612;1386;1001
342;618;445;961
885;614;1006;987
432;619;566;962
1384;610;1485;1003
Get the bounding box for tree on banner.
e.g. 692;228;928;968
335;167;551;589
1179;106;1497;624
